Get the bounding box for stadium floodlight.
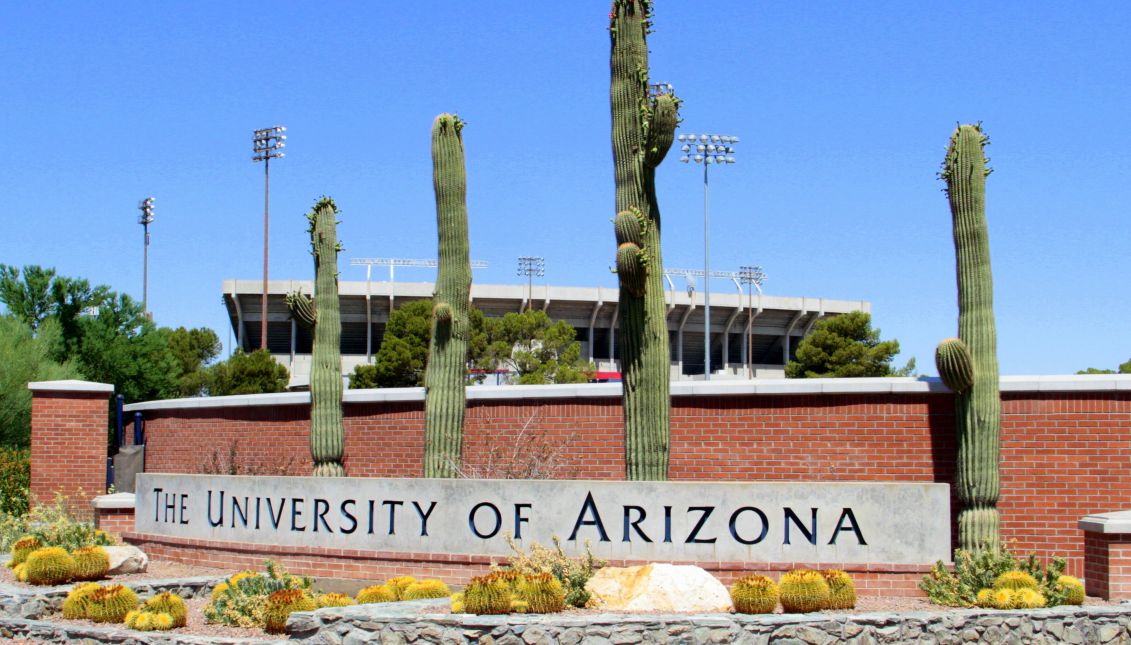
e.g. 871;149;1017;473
678;131;738;380
517;256;545;312
252;125;286;350
738;265;767;379
137;197;155;317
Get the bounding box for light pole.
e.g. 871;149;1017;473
516;256;545;312
252;125;286;350
678;132;738;380
137;197;155;317
738;265;766;379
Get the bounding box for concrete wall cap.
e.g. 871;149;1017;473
121;374;1131;412
1078;510;1131;534
28;380;114;394
93;492;136;510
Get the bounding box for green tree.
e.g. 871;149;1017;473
476;309;594;385
74;293;182;403
0;265;57;330
351;300;434;388
0;316;84;447
1077;359;1131;375
162;326;222;396
785;311;909;378
206;349;289;396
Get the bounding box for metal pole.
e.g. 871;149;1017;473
747;284;753;379
703;161;711;381
261;157;270;350
142;221;150;316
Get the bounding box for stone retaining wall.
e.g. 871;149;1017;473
289;599;1131;644
0;576;222;619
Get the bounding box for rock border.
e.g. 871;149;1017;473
288;599;1131;644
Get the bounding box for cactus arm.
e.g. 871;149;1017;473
935;337;974;393
610;0;677;480
307;197;345;477
423;114;471;478
941;124;1001;551
284;291;317;331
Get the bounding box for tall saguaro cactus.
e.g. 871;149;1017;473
610;0;680;480
935;124;1001;551
423;113;472;478
285;197;345;477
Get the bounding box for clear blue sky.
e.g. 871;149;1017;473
2;1;1128;375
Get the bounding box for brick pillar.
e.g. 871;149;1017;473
29;380;113;519
1079;511;1131;600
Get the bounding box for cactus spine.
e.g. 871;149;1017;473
423;114;472;478
287;197;345;477
609;0;680;480
937;124;1001;551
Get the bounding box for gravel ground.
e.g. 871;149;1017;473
0;558;233;588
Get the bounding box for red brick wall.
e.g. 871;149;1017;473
128;389;1131;579
30;389;110;519
94;507;135;537
121;531;928;596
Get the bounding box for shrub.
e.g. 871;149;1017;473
203;560;312;629
0;447;29;516
1;493;116;554
919;546;1022;607
778;569;830;613
497;534;604;608
920;545;1076;608
730;575;778;614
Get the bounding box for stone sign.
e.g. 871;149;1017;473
135;474;950;565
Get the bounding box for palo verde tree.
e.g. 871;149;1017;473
609;0;680;480
934;124;1001;552
285;197;345;477
423;114;472;478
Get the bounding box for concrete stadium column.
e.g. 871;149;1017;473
28;380;114;519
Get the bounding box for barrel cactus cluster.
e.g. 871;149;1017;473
285;197;345;477
609;0;681;481
730;568;856;614
9;541;111;586
355;575;451;605
455;570;566;615
935;124;1002;552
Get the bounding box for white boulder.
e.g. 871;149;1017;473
103;545;148;574
585;563;732;612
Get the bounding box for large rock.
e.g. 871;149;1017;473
585;563;732;612
104;545;148;574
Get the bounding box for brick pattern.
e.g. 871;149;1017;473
1083;531;1131;600
123;531;926;596
34;386;1131;594
94;507;136;537
30;390;110;519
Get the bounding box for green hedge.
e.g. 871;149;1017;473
0;447;30;516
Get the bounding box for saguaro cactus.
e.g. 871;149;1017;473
609;0;679;480
423;113;472;478
285;197;344;477
936;124;1001;551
